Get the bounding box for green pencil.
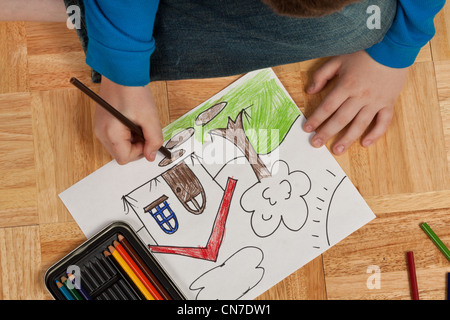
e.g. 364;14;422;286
61;276;83;300
420;222;450;261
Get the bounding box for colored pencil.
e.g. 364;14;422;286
118;234;172;300
67;273;92;300
447;273;449;301
69;77;172;159
108;245;155;300
406;251;419;300
103;250;142;300
61;276;83;300
113;240;164;300
420;222;450;261
56;280;74;300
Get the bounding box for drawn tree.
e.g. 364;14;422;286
162;69;301;182
208;108;271;181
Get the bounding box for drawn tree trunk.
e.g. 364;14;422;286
210;110;271;181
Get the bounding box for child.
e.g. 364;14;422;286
1;0;446;164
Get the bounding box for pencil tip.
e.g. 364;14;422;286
118;234;124;241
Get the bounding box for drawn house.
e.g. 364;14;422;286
122;152;230;250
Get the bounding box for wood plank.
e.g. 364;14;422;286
0;92;38;228
25;21;92;92
149;81;171;128
30;89;98;224
434;60;450;170
0;226;43;299
0;22;29;94
365;190;450;214
25;22;83;56
323;206;450;300
257;256;327;300
431;3;450;61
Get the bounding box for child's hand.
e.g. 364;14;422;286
94;77;164;165
303;50;409;155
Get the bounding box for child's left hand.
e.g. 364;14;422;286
303;50;409;155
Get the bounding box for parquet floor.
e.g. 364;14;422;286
0;5;449;300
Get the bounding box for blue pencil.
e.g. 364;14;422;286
56;280;74;300
67;273;92;300
447;273;449;300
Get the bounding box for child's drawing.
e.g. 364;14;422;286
59;68;376;300
240;160;311;238
189;246;265;300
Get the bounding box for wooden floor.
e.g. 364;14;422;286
1;6;449;300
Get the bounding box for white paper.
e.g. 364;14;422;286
59;68;375;300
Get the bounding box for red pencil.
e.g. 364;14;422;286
406;251;419;300
113;240;164;300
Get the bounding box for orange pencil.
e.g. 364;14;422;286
118;234;172;300
113;240;164;300
108;245;155;300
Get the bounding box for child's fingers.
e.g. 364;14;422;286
97;118;145;165
361;107;394;148
331;107;379;155
303;86;348;133
309;97;362;148
107;134;145;165
307;57;341;94
140;116;164;162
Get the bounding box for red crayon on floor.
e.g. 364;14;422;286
406;251;419;300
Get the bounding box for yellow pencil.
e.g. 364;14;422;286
108;245;155;300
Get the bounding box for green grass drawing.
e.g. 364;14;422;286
163;69;301;155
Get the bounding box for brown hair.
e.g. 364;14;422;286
262;0;362;17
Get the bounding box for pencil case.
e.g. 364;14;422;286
44;221;186;300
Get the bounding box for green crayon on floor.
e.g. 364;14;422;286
420;222;450;261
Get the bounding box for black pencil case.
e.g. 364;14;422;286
44;221;186;300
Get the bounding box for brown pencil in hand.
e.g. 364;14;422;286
69;77;171;159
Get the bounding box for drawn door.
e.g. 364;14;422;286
161;162;206;215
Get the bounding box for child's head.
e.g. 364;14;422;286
262;0;362;17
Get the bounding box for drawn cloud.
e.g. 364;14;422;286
189;247;265;300
240;160;311;237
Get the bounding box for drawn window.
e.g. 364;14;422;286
144;195;178;234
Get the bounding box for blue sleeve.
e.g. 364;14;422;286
84;0;159;86
366;0;446;68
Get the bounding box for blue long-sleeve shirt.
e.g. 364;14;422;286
84;0;446;86
366;0;446;68
84;0;159;86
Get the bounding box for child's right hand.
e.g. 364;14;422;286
94;76;164;165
